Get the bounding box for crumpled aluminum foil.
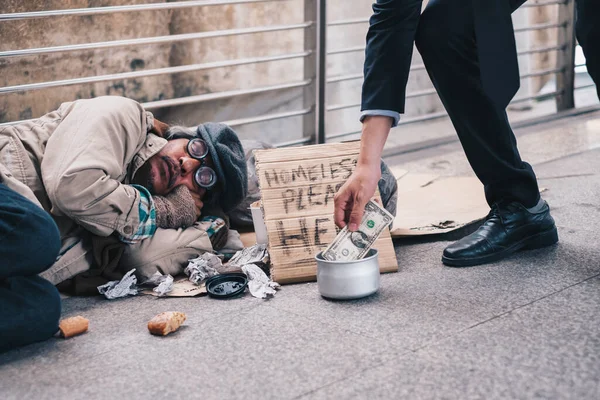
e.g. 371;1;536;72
185;253;221;284
241;263;280;299
151;273;174;297
97;269;138;300
228;244;269;268
142;272;168;286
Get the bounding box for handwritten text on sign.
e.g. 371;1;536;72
266;216;336;255
261;157;356;188
259;157;357;219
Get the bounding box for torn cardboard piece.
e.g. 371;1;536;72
389;170;548;237
391;176;487;237
396;173;439;194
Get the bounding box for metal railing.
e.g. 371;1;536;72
0;0;595;147
323;0;585;142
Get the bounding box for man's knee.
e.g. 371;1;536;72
0;276;61;352
0;185;61;277
415;0;474;57
26;206;61;271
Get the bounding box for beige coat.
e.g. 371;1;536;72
0;96;213;285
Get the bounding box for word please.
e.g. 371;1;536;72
281;183;343;214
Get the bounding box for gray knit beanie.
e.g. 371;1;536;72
195;123;248;213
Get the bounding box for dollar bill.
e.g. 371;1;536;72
322;200;393;261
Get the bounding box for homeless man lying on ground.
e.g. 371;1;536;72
0;95;399;352
0;96;248;351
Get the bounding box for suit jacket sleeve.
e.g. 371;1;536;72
361;0;423;114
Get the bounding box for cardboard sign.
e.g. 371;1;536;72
254;141;398;284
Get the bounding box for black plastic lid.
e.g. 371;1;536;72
206;273;248;299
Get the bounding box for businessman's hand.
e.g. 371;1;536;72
333;115;392;231
334;163;381;231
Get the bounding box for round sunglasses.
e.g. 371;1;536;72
186;138;217;190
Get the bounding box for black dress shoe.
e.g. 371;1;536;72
442;200;558;267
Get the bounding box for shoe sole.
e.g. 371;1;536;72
441;226;559;267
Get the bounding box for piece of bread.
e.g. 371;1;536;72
58;316;89;338
147;311;187;336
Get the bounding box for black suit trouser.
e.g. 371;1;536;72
575;0;600;100
414;0;599;207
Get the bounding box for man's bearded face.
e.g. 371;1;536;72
133;138;212;198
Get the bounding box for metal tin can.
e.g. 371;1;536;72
315;249;380;300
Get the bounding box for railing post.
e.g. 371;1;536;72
303;0;317;144
303;0;326;145
315;0;326;144
556;0;576;111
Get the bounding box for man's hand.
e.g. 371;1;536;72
334;115;392;231
334;164;381;231
189;190;204;219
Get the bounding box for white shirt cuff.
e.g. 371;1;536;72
360;110;400;128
